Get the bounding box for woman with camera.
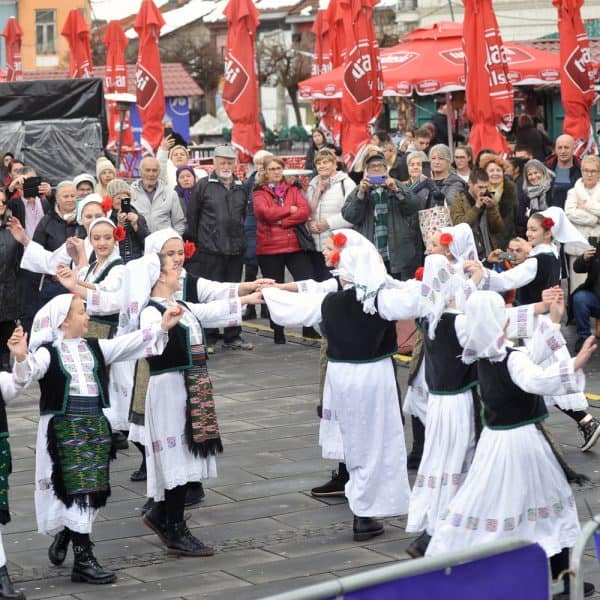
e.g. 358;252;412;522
305;149;355;281
106;179;150;263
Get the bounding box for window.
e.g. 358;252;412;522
36;10;56;55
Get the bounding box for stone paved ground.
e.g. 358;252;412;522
3;322;600;599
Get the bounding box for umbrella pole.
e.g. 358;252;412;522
446;92;454;158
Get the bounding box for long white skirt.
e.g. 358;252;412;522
144;371;218;502
35;415;97;535
407;390;476;535
426;425;580;558
128;422;145;445
103;360;135;432
403;361;428;425
320;358;410;518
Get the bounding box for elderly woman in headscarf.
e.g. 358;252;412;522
516;159;557;236
174;165;197;219
426;289;597;599
9;294;181;585
120;230;263;557
262;229;416;542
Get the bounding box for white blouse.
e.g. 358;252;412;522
13;326;168;396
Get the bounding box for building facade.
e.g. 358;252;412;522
17;0;91;70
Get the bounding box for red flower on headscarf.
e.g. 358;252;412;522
414;266;424;281
184;241;196;259
439;232;453;246
101;195;113;213
113;225;126;242
331;232;347;248
329;250;341;266
541;217;554;231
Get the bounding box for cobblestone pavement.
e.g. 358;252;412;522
3;323;600;599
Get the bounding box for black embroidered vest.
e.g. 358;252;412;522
145;300;201;375
0;388;8;439
86;258;124;327
39;338;110;415
516;253;560;305
421;313;478;394
322;289;397;362
477;348;548;429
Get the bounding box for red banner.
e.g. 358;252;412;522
463;0;513;157
311;10;334;131
339;0;383;168
134;0;166;155
553;0;598;157
104;21;134;151
61;9;93;78
222;0;263;162
1;17;23;81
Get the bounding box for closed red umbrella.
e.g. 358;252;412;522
552;0;598;157
339;0;383;168
462;0;513;157
311;10;336;135
134;0;166;155
61;9;93;78
1;17;23;81
103;21;134;151
222;0;263;162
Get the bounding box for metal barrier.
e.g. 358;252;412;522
264;539;550;600
570;514;600;600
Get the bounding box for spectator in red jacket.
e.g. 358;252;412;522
253;156;319;343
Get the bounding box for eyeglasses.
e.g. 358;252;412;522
582;169;599;175
454;155;467;160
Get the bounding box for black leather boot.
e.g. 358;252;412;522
0;565;24;599
353;516;384;542
166;521;215;557
71;541;116;584
142;501;168;544
48;528;71;566
244;305;257;320
407;416;425;470
184;482;205;508
406;531;432;558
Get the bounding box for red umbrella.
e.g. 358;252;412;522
61;9;93;78
552;0;598;157
134;0;166;155
311;10;336;134
339;0;383;167
1;17;23;81
222;0;263;162
103;21;134;151
299;22;560;99
463;0;513;156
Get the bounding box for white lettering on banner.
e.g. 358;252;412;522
485;43;508;67
115;75;126;88
224;58;241;85
136;68;150;92
351;55;372;80
573;47;591;73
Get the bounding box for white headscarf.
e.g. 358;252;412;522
29;294;75;351
419;253;463;339
329;229;388;314
76;193;107;225
144;228;182;254
88;217;115;234
455;290;508;364
540;206;592;251
440;223;478;261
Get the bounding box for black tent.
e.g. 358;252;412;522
0;78;108;184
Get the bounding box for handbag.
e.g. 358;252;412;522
413;178;453;243
294;222;316;251
418;204;452;243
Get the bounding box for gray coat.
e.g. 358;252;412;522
342;181;421;275
130;179;186;234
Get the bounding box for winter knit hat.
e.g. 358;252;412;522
107;178;132;198
96;157;116;179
